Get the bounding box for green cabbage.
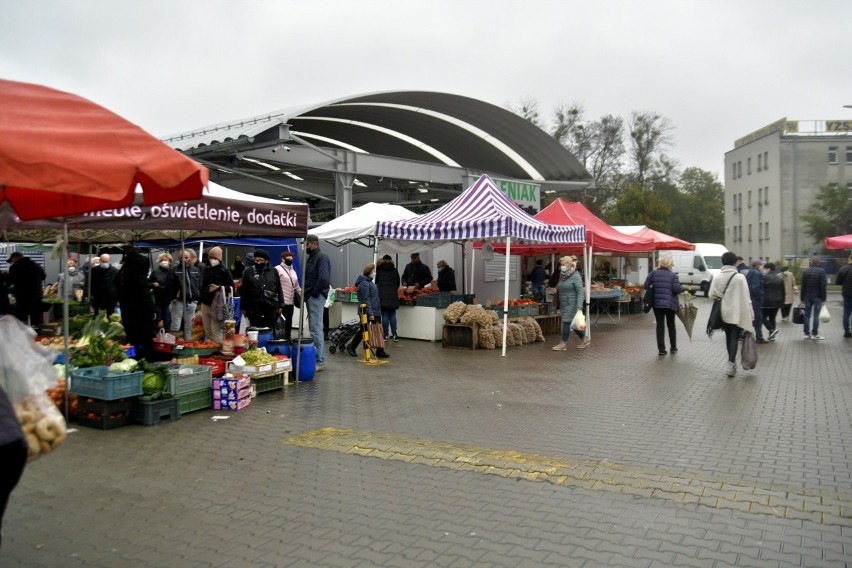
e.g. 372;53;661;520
142;371;166;395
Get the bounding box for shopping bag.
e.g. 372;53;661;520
369;321;385;349
274;314;288;340
0;315;68;462
819;304;831;323
706;299;724;336
741;331;758;370
792;305;804;324
158;328;177;344
570;309;586;331
324;286;336;309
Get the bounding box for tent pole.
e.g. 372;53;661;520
585;245;592;339
62;222;71;421
295;237;309;383
460;241;466;295
501;237;512;357
469;247;476;298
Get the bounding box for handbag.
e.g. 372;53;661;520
819;304;831;323
369;320;385;349
706;273;735;336
293;291;302;309
643;282;654;313
741;331;758;370
570;309;586;331
792;304;805;324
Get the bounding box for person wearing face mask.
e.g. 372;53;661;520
435;260;457;293
166;249;202;340
275;251;302;342
552;256;589;351
58;258;85;302
240;249;283;329
89;253;119;318
303;235;331;371
346;263;390;358
149;252;173;332
199;246;234;344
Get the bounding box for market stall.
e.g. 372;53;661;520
377;174;585;356
826;233;852;250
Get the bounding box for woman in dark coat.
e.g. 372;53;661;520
347;263;389;358
375;255;400;341
118;247;156;361
761;262;784;341
644;255;684;355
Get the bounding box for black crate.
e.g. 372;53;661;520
76;397;136;430
134;396;181;426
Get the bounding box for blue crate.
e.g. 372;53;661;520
69;366;143;400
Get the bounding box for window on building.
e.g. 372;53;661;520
758;154;762;172
758;187;762;205
764;151;768;169
758;223;762;241
747;157;752;175
829;146;837;164
764;186;769;205
846;146;852;164
748;224;752;241
748;190;752;207
732;163;737;179
733;226;737;241
737;161;742;178
765;222;769;240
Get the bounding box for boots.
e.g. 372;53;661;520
376;348;390;359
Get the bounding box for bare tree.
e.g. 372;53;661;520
505;96;543;128
628;111;674;188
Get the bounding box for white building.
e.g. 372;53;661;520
724;117;851;263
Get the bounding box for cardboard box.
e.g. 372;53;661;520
213;396;251;411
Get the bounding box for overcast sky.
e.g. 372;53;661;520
2;0;850;180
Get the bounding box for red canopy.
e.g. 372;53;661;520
475;198;656;255
627;227;694;251
825;233;852;250
0;78;208;220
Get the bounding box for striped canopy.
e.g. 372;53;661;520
376;175;585;244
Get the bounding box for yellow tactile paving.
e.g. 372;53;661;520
284;427;852;527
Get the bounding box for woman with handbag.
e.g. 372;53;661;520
552;256;589;351
709;252;755;377
275;251;302;342
644;256;684;355
346;263;390;358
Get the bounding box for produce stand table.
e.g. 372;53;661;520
329;302;445;341
588;290;622;324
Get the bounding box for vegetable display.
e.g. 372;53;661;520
240;349;278;366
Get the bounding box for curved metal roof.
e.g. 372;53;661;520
164;91;590;183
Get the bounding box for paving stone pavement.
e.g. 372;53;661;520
3;294;851;567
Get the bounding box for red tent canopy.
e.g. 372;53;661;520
628;227;694;251
825;233;852;250
474;198;656;255
0;78;208;220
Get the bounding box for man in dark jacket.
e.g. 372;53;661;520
6;252;46;325
761;262;784;341
375;255;400;341
303;236;330;370
436;260;457;292
745;259;768;343
90;253;119;318
837;254;852;338
801;257;828;340
117;247;156;361
401;252;432;289
166;249;202;340
240;249;282;329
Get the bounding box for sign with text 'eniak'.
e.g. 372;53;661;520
492;178;541;212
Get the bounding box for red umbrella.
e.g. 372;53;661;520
0;78;207;220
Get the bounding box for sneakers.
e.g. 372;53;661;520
392;335;400;342
768;329;779;341
756;338;770;344
658;350;667;356
804;334;811;339
726;361;736;377
670;348;678;354
812;335;826;340
552;342;567;351
315;364;325;372
577;337;591;349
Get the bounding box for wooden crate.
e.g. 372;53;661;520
442;323;478;350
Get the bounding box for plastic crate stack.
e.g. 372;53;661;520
69;366;143;430
161;364;214;415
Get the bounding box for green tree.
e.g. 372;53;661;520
628;111;674;188
800;183;852;246
672;167;725;243
607;184;672;231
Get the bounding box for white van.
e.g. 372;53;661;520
659;243;729;296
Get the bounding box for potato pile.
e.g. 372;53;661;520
443;301;468;324
14;396;67;462
520;317;545;343
460;306;497;327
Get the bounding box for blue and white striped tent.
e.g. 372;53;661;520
376;174;585;245
377;174;585;356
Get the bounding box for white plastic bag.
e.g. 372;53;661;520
0;315;68;462
158;329;177;345
324;286;337;309
819;304;831;323
570;309;587;331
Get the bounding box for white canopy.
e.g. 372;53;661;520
310;202;418;247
